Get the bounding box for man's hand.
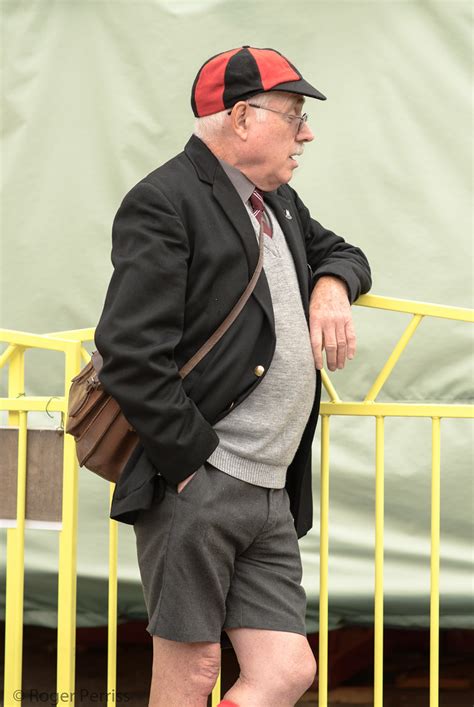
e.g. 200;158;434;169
309;275;356;371
177;471;197;494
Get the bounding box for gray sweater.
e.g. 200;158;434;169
207;161;316;488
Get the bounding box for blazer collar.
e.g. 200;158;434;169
184;134;219;185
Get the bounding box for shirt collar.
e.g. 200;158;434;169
218;158;255;204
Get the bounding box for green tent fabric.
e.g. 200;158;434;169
1;1;472;633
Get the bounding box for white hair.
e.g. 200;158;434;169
193;91;288;140
193;109;228;141
247;91;279;118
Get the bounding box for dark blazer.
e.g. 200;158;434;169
94;134;371;538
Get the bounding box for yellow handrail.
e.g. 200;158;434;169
315;294;472;707
0;292;472;707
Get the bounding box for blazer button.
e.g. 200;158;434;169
254;365;265;377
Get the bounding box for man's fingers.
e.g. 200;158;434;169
310;325;324;370
324;342;338;371
322;325;338;371
335;320;347;369
310;312;357;371
177;471;196;494
345;318;357;359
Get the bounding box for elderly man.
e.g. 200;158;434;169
95;46;371;707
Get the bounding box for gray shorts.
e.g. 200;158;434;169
133;462;307;643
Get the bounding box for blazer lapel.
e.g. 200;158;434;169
213;170;275;331
185;135;259;272
265;190;310;315
212;169;258;277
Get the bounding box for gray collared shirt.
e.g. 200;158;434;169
218;158;273;232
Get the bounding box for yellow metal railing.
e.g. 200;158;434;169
317;294;473;707
1;294;473;707
1;331;82;706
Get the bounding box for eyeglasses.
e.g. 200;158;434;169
247;103;309;134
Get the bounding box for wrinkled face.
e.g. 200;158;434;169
238;92;315;191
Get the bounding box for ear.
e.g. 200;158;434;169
229;101;250;140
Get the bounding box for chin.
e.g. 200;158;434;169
279;173;293;186
267;175;292;191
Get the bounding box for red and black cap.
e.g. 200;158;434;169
191;45;326;117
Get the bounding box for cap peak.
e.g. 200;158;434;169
191;46;326;117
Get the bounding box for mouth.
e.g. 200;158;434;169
289;152;303;165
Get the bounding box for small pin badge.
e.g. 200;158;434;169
284;209;292;220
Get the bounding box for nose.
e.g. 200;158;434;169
297;120;314;142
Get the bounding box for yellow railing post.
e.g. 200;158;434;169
107;485;118;706
211;672;222;706
4;344;27;707
56;341;82;703
318;414;330;707
374;415;385;707
430;417;441;707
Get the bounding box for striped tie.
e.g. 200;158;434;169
249;189;273;238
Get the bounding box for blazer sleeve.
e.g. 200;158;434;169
287;186;372;303
94;180;219;484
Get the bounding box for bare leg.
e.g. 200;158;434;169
222;628;316;707
148;635;221;707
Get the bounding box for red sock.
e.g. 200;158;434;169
217;701;240;707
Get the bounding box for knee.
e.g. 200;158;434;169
151;637;221;700
298;651;317;691
275;649;317;697
188;645;222;696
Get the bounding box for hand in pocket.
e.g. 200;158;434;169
177;471;197;494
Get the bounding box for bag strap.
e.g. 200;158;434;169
92;223;265;380
179;223;265;379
